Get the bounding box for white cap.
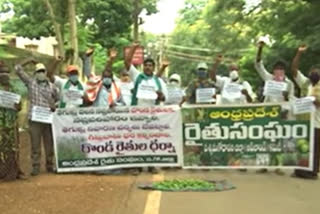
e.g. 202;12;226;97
197;62;208;70
169;73;181;83
35;63;46;72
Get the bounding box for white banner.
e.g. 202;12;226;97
166;87;184;104
293;96;316;115
63;89;84;105
52;106;183;172
263;80;287;97
136;82;158;100
222;83;243;99
31;106;53;124
196;88;216;103
0;90;21;109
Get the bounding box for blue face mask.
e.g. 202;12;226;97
197;70;207;79
69;74;79;83
103;77;112;86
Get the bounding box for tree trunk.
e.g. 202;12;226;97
133;0;140;41
68;0;79;65
43;0;65;58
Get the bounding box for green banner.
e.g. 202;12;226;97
182;103;313;170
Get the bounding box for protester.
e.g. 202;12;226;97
85;49;124;108
210;55;254;105
255;41;295;103
255;41;295;175
48;60;86;108
15;61;58;176
126;42;168;174
0;62;26;181
118;69;134;106
291;45;320;180
126;44;168;107
180;61;217;106
165;73;185;105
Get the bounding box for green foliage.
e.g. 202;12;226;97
152;179;215;191
169;0;320;90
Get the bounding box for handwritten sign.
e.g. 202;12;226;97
63;89;84;105
0;90;21;109
136;83;158;100
293;96;316;115
196;88;216;103
31;106;53;124
167;87;184;104
263;80;287;97
222;83;243;99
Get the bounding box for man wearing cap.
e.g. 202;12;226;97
0;61;26;180
180;62;217;106
165;73;185;105
15;61;58;176
48;64;86;108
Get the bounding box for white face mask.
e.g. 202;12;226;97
36;72;47;81
169;81;179;87
229;70;239;81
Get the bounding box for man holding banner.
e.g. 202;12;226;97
255;41;295;175
15;61;58;176
291;45;320;179
126;43;168;174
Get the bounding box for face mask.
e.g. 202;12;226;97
36;72;46;81
69;74;79;83
229;70;239;81
169;81;179;87
103;77;112;86
309;71;320;85
196;70;207;79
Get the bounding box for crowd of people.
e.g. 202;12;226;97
0;41;319;181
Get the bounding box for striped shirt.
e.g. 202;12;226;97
16;67;58;119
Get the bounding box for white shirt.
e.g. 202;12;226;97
254;61;295;103
128;65;168;106
295;70;320;128
119;81;134;106
215;76;255;105
54;75;85;108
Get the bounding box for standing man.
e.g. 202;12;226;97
165;73;185;105
210;55;254;105
48;63;86;108
180;62;217;106
125;43;168;174
255;41;295;103
85;49;123;108
0;62;25;180
255;41;295;175
291;45;320;180
15;61;58;176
